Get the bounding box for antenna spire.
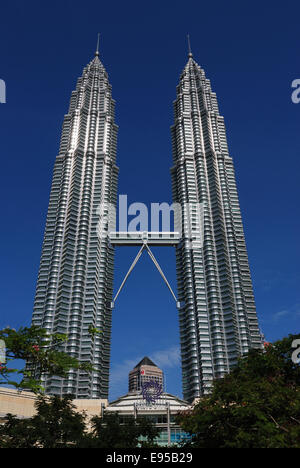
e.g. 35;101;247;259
187;34;193;58
95;33;100;57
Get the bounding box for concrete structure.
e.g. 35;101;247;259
128;357;164;393
0;387;108;422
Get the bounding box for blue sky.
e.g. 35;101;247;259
0;0;299;401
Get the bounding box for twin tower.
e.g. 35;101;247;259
31;44;262;402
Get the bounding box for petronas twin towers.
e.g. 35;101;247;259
31;42;262;402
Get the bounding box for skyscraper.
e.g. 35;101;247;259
31;45;118;399
31;41;262;404
171;49;262;402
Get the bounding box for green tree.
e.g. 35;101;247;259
0;395;87;448
80;413;160;448
0;326;94;393
177;334;300;448
0;395;160;448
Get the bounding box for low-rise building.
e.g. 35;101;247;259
0;358;193;446
105;390;191;446
0;387;108;423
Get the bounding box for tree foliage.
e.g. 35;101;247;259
82;413;160;448
0;395;160;448
0;395;86;448
177;334;300;448
0;326;94;393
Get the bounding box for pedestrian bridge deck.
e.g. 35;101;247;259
109;231;180;246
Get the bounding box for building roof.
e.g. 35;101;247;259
135;356;157;368
106;391;190;414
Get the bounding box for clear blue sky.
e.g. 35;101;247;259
0;0;299;401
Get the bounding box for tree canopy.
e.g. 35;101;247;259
0;395;160;448
0;326;94;393
177;334;300;448
0;395;86;448
82;413;160;448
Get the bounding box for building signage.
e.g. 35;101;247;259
141;380;163;404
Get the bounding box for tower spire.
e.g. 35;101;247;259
187;34;193;58
95;33;100;57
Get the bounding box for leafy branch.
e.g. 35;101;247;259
0;326;97;393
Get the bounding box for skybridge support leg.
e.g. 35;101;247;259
111;244;145;308
145;244;178;306
111;242;179;308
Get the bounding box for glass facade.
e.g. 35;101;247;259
171;53;263;402
139;426;190;447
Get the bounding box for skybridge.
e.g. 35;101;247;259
109;231;181;309
109;231;181;247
